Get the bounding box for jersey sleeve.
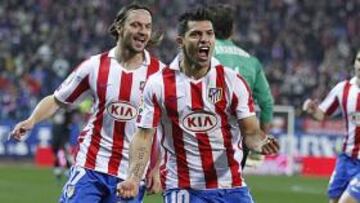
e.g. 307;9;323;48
232;74;256;120
54;59;92;105
318;82;344;116
137;75;162;128
252;57;274;123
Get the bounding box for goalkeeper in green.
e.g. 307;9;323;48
210;4;274;168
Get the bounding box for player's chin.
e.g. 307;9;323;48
131;45;146;53
197;58;211;67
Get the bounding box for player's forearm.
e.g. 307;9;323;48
260;122;271;134
128;128;154;182
239;116;267;152
28;95;60;124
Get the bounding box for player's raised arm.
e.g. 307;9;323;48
117;127;155;198
10;94;62;141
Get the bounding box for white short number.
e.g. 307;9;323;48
169;190;190;203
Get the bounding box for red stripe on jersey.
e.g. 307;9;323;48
108;72;133;175
159;122;167;188
146;95;161;179
236;75;255;112
163;68;190;188
230;93;239;116
85;52;110;169
215;65;242;187
160;149;168;189
65;75;90;103
351;93;360;158
146;57;160;79
342;81;351;152
191;82;218;188
325;98;340;116
152;94;161;126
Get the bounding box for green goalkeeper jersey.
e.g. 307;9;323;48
214;39;273;123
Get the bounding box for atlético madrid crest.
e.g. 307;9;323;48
207;87;223;103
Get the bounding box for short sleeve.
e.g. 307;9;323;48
231;74;256;120
318;82;344;116
54;59;92;105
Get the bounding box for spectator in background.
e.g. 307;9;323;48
10;4;164;203
210;4;274;168
303;49;360;203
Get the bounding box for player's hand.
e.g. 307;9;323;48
117;177;140;198
9;119;35;141
145;167;162;195
260;136;279;155
302;99;318;114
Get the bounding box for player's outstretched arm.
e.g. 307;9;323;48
10;95;61;141
302;98;325;121
239;116;279;155
117;127;155;198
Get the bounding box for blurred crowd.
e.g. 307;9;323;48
0;0;359;120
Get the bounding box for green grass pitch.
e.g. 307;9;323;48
0;164;328;203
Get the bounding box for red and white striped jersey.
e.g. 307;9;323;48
137;55;256;190
319;77;360;159
54;47;164;179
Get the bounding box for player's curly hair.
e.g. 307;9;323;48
108;3;163;47
208;4;234;39
177;7;213;36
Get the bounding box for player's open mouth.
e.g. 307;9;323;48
198;46;209;60
134;37;146;46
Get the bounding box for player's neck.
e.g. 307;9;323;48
180;57;210;80
356;77;360;87
115;44;144;70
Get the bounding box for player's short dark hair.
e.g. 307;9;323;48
177;7;213;36
108;4;162;47
208;4;234;39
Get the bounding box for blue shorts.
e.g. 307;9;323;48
164;187;254;203
328;153;360;200
59;166;146;203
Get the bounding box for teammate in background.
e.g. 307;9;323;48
117;7;279;203
51;109;74;183
303;49;360;203
10;4;164;203
209;4;274;168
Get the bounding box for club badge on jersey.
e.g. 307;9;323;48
207;87;223;104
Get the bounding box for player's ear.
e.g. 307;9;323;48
176;36;184;48
116;24;123;36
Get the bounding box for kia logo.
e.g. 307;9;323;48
107;101;137;121
183;111;218;132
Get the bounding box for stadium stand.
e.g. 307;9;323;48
0;0;359;121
